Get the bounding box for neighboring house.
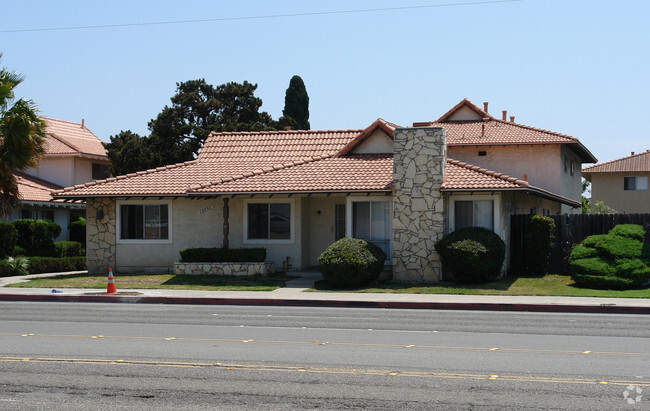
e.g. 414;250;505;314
8;117;109;240
53;99;596;282
582;150;650;213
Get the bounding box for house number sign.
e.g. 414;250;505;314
198;204;215;215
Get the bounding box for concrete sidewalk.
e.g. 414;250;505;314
1;271;649;314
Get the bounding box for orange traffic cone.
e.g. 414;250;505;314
107;268;117;294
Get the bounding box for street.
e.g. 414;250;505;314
1;302;649;409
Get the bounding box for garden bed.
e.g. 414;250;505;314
173;261;275;276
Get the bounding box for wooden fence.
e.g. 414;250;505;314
510;213;650;274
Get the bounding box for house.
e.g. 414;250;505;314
8;117;109;240
53;99;596;282
582;150;650;213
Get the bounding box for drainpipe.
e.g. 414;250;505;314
223;198;229;248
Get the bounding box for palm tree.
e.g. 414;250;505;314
0;53;46;219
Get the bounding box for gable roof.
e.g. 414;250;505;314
337;118;397;156
415;99;597;163
42;117;108;159
582;150;650;175
12;172;82;205
53;122;388;198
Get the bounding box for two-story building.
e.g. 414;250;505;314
10;117;109;240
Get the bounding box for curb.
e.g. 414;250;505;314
1;293;648;314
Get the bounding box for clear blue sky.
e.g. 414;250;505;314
2;0;648;165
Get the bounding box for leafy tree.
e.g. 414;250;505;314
581;179;590;214
106;79;277;173
103;131;159;175
0;54;46;218
281;75;310;130
147;79;275;164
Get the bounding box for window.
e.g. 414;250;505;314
21;210;54;221
478;150;487;156
624;176;648;191
120;204;169;240
247;203;291;240
454;200;494;231
92;163;110;180
570;160;575;176
351;200;391;256
334;204;346;240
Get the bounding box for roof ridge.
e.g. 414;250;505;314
446;158;529;187
46;132;80;153
14;172;63;190
208;128;366;137
188;154;333;192
490;119;578;141
41;116;83;127
53;159;198;194
583;150;650;171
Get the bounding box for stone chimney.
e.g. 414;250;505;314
392;127;446;282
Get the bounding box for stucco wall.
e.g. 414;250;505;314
589;172;650;213
351;129;393;154
25;157;75;187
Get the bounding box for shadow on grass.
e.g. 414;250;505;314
313;275;518;292
162;274;293;288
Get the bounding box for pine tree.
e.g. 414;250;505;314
282;75;310;130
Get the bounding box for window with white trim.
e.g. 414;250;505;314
247;202;291;240
624;176;648;191
454;200;494;231
120;204;169;240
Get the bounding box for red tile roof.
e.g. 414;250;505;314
13;172;82;204
582;150;650;174
337;119;397;156
415;99;597;163
42;117;108;159
191;154;393;194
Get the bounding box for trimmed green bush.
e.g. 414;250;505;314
522;215;556;274
27;256;86;274
179;247;266;263
569;224;650;290
0;260;14;277
12;219;62;256
0;221;18;259
13;245;27;256
318;238;387;288
609;224;646;242
69;217;86;247
435;227;506;284
569;244;599;260
54;241;86;258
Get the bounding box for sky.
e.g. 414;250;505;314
2;0;648;165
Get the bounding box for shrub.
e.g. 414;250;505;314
69;217;86;247
318;238;387;288
179;247;266;263
54;241;86;258
12;219;62;256
27;256;86;274
435;227;506;283
569;224;650;290
13;245;27;256
0;221;18;259
609;224;646;242
522;215;556;274
0;260;15;277
569;244;598;260
0;257;29;277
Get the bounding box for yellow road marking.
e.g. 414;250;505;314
2;355;649;387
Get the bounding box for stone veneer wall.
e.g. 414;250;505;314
174;262;275;276
86;198;116;275
392;127;447;282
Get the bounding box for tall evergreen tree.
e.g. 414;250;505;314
281;75;310;130
0;54;46;218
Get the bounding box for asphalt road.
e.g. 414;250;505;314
1;302;649;409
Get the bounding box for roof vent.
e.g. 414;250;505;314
502;110;507;121
483;102;488;113
631;152;635;156
284;126;291;131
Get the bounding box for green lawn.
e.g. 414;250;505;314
7;273;295;292
310;274;650;298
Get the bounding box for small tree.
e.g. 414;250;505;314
281;75;310;130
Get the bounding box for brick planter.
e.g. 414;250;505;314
173;262;275;276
